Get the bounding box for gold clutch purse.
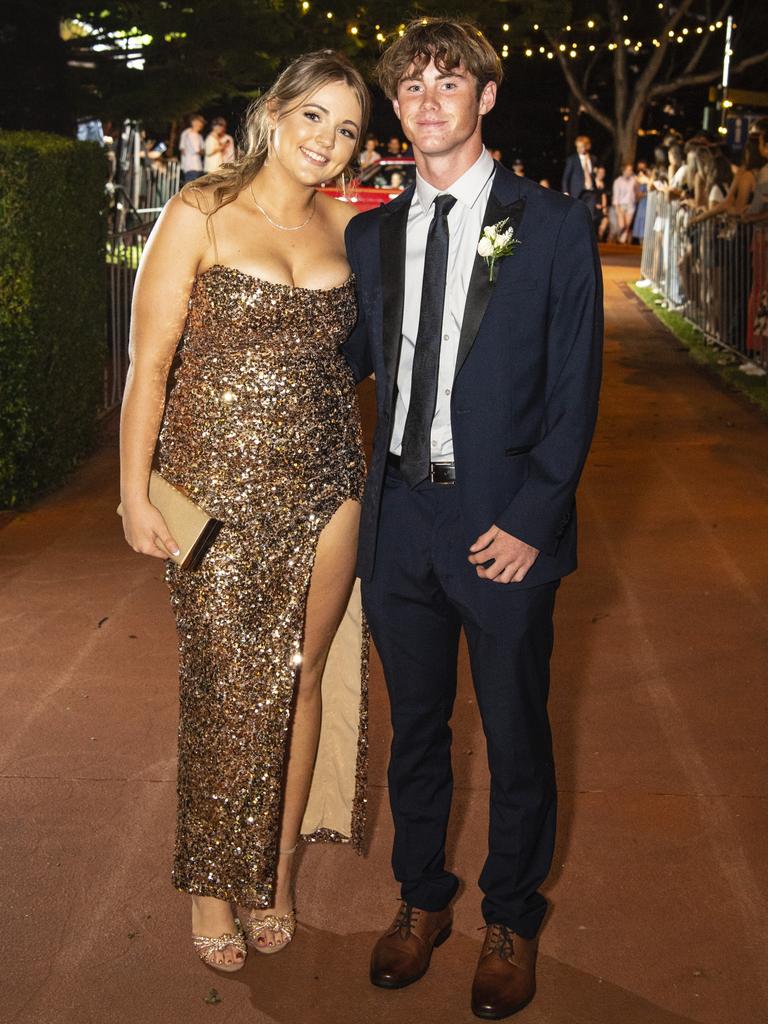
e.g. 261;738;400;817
117;470;222;570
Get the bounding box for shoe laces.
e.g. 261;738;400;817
481;923;516;961
394;901;422;939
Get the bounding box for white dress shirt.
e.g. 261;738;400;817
390;148;496;461
579;152;593;190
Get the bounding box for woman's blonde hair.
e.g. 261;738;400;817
182;49;370;218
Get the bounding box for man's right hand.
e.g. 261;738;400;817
121;499;180;559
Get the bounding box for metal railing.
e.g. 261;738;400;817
640;190;766;369
104;222;154;412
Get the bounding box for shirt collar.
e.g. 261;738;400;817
415;148;496;215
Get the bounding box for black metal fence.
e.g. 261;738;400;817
104;223;153;412
640;190;767;371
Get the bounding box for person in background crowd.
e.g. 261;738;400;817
632;161;651;243
689;136;763;227
204;117;235;172
490;147;502;162
179;114;205;183
511;157;525;177
538;177;551;188
360;133;382;168
562;134;598;216
387;135;403;156
612;163;637;243
742;119;768;359
593;165;609;241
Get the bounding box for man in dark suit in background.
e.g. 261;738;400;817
344;18;603;1020
562;134;598;216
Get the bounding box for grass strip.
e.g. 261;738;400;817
630;283;768;417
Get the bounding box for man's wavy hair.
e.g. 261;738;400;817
376;18;502;100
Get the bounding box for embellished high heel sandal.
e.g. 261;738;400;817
241;846;297;955
192;924;247;972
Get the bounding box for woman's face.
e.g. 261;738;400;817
270;80;362;186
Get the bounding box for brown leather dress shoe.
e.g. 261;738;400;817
471;924;538;1019
370;901;452;989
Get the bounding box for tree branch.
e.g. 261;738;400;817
648;48;768;97
548;40;614;134
681;0;731;76
607;0;627;127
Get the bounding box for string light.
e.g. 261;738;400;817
290;4;729;62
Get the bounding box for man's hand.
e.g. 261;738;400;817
468;525;540;584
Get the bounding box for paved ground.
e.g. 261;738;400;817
2;251;767;1024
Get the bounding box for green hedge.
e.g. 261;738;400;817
0;131;107;507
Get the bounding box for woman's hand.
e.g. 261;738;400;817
121;499;180;559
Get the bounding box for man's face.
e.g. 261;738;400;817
576;140;590;156
393;58;495;160
191;118;204;133
388;137;401;154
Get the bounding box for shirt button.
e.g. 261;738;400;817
443;334;449;341
431;440;437;448
444;388;451;396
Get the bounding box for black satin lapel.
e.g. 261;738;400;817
379;197;411;402
453;194;527;381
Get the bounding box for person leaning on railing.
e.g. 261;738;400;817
740;119;768;361
687;136;763;227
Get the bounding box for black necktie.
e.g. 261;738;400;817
400;193;457;487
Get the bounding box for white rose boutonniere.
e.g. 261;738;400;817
477;218;521;283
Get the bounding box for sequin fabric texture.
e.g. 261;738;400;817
158;265;367;908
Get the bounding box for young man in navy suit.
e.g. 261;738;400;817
343;19;603;1019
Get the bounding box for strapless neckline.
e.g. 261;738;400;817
199;264;354;294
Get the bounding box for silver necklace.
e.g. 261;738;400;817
250;183;316;231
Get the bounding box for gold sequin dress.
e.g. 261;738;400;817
158;264;368;908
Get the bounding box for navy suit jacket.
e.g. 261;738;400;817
561;152;597;198
343;163;603;587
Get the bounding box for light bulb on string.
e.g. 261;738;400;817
502;22;509;31
587;19;595;28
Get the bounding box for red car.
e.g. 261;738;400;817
321;158;416;211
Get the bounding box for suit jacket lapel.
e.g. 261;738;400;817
453;190;526;381
379;189;413;409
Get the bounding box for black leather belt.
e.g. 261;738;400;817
386;453;456;485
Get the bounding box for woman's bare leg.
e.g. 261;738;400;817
247;498;361;947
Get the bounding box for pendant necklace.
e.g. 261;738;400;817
250;182;316;231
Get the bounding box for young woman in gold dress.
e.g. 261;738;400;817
119;52;370;971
